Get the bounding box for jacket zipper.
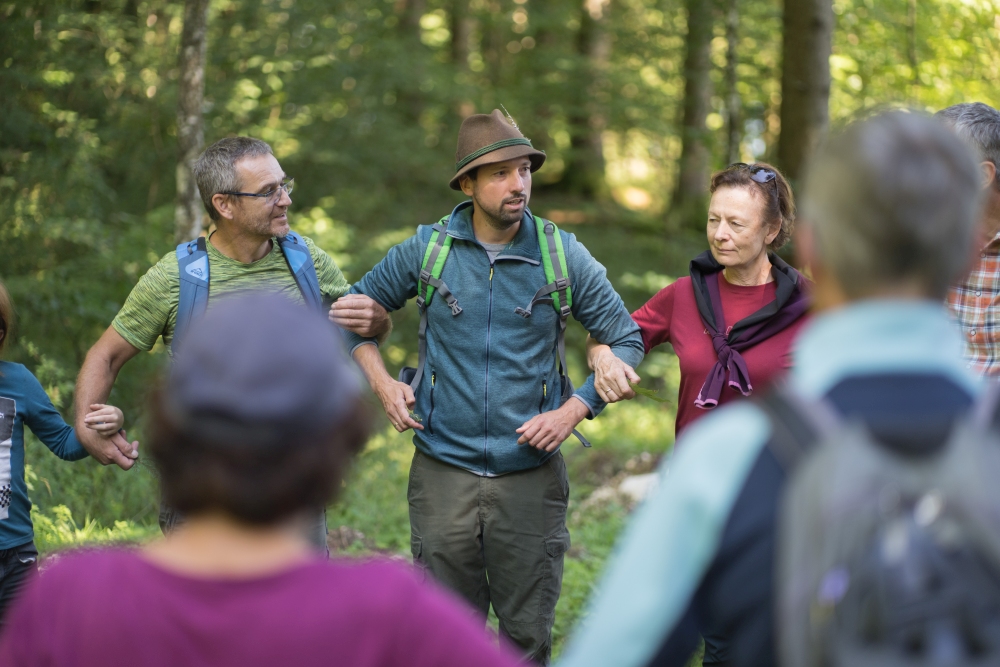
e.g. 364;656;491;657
427;372;436;435
484;264;494;474
539;380;547;413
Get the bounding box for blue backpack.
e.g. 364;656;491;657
173;231;322;347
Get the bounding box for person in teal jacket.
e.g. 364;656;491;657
343;110;643;663
0;281;134;626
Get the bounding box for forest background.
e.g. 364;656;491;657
2;0;1000;658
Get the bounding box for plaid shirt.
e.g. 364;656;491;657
947;232;1000;376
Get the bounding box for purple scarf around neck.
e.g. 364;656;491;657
689;250;810;409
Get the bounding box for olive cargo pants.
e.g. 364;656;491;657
408;449;571;665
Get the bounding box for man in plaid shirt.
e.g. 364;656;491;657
939;103;1000;375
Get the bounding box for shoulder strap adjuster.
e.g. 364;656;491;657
559;304;572;319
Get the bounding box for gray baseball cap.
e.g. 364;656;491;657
165;291;360;446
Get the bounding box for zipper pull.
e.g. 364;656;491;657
432;372;436;386
543;381;547;397
489;266;494;281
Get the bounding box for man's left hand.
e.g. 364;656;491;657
516;397;591;452
329;294;392;340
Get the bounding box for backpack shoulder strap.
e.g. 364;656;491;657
537;216;573;317
515;215;573;320
754;387;841;472
415;217;460;315
510;213;589;447
174;236;210;349
277;231;323;312
404;204;467;390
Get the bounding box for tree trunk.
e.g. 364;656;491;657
558;0;610;198
450;0;471;68
724;0;741;166
174;0;210;244
399;0;427;33
907;0;918;88
396;0;427;122
777;0;832;186
669;0;713;231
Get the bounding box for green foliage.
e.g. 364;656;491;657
31;504;158;554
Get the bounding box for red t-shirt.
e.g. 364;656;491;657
0;549;522;667
632;273;809;436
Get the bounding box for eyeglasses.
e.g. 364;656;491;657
220;178;294;204
729;163;778;201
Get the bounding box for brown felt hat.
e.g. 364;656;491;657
449;109;546;190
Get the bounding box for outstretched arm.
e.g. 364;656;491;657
74;326;142;469
564;235;645;417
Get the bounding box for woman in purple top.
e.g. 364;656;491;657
0;292;521;667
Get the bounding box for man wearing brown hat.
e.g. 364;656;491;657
342;111;643;663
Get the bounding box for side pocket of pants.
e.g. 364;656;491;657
540;531;571;618
410;535;424;564
407;450;426;571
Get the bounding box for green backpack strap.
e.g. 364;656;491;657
515;214;590;447
514;216;573;319
416;217;460;315
403;205;466;390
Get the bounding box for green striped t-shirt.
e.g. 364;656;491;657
112;234;350;351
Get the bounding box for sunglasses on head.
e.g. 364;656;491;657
729;162;779;201
729;162;776;183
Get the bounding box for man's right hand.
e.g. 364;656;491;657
74;326;141;469
372;377;424;433
79;428;139;470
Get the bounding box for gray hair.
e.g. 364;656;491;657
802;111;982;300
193;137;273;220
936;102;1000;189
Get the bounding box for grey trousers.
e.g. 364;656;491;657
408;449;571;665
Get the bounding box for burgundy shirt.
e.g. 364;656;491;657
632;273;809;436
0;549;521;667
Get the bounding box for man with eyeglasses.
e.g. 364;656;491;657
72;137;391;521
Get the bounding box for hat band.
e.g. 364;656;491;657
455;138;534;172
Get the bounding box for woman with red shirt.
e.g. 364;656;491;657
589;162;810;436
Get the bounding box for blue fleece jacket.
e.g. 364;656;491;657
344;202;644;476
0;362;88;550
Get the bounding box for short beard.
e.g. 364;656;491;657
472;190;527;231
243;205;285;239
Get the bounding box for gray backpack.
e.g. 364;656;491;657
759;386;1000;667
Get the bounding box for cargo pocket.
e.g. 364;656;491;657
410;534;424;565
540;531;571;618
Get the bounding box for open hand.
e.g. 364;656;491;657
83;404;124;436
329;294;391;338
373;378;424;433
